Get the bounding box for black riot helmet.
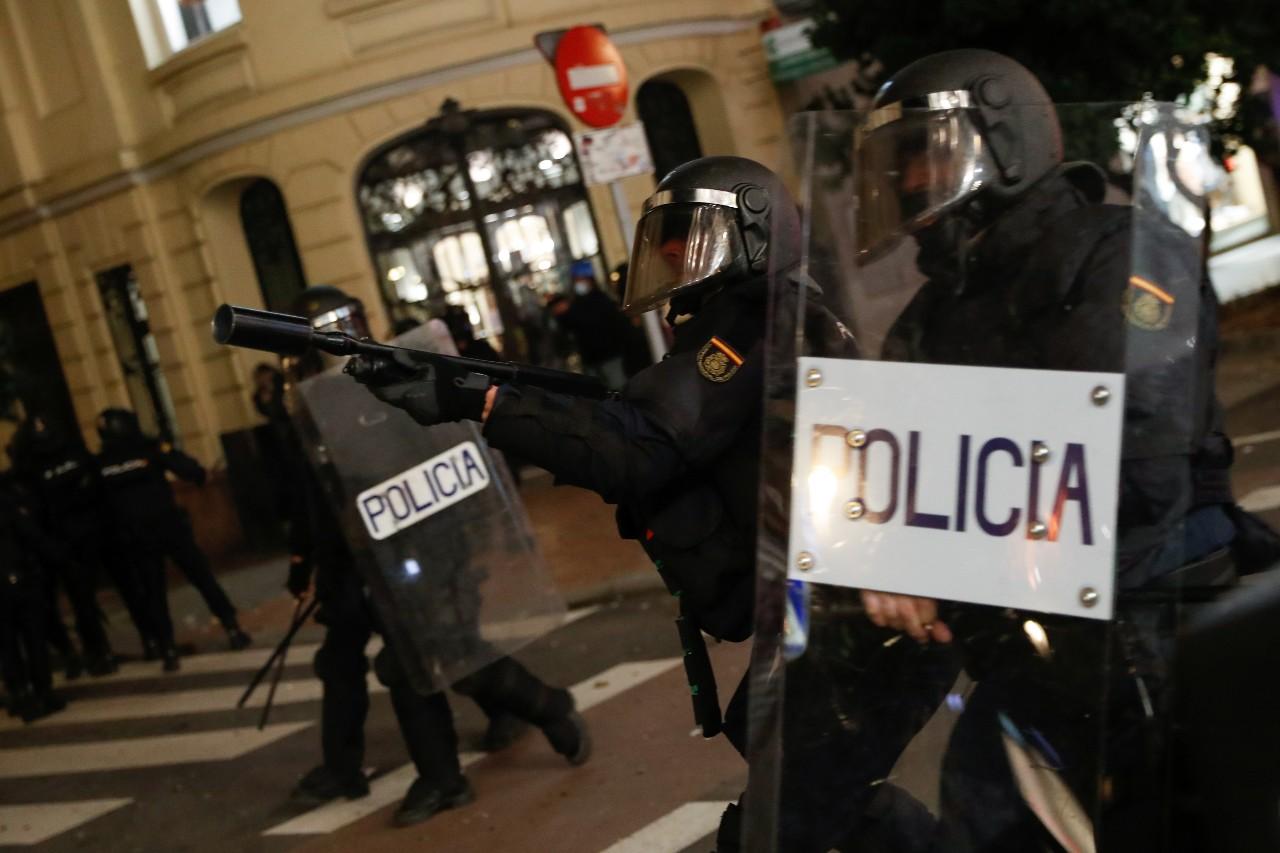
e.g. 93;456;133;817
624;156;801;317
8;413;72;464
855;49;1063;261
97;408;143;446
289;285;372;378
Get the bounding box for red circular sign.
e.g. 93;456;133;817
554;25;628;129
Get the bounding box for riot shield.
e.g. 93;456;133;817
745;103;1231;852
295;319;565;695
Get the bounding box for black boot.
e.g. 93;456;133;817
142;637;160;661
85;652;119;677
393;776;474;828
481;712;528;752
226;626;251;651
19;690;67;724
63;651;84;681
161;646;181;672
542;710;592;766
291;766;370;806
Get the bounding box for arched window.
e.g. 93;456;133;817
637;79;704;180
356;102;606;365
239;179;307;312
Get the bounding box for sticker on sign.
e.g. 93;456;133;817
567;63;621;90
790;358;1125;619
575;123;654;186
357;441;490;541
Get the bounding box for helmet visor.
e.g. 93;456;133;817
855;107;995;262
624;196;743;316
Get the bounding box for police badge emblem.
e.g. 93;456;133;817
698;337;742;382
1123;275;1174;331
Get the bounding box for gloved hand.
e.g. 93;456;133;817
345;350;490;425
286;554;312;599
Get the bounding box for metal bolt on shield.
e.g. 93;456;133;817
805;368;822;388
796;552;815;571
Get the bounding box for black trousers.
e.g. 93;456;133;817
2;574;53;697
314;593;570;787
130;511;237;631
51;526;111;658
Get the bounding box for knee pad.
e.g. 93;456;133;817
372;645;408;689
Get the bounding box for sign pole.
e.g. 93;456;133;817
608;180;668;361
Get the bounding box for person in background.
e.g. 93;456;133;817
442;306;501;363
1;471;69;723
8;414;123;673
548;260;630;390
94;409;251;671
608;262;656;378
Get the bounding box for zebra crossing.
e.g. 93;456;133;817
0;603;741;851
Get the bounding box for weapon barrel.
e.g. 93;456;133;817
212;304;314;356
212;303;610;399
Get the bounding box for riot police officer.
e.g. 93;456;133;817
779;49;1244;851
0;472;69;722
347;156;854;844
8;414;125;674
277;285;588;827
95;408;251;670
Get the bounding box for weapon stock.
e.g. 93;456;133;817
212;303;609;399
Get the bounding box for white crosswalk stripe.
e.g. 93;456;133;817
0;675;386;731
0;723;312;779
0;799;133;846
599;801;732;853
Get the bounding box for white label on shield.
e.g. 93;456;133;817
567;63;621;90
357;441;490;541
790;358;1124;619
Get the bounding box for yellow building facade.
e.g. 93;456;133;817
0;0;786;483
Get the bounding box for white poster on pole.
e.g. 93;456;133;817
574;123;654;186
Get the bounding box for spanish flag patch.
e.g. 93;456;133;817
697;336;743;382
1123;275;1175;331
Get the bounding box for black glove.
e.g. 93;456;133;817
345;350;490;425
286;554;312;598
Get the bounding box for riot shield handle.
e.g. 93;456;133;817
212;303;610;399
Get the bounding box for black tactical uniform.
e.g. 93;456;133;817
94;409;250;669
280;286;587;827
0;474;69;723
9;416;133;672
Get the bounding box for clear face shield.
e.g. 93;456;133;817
309;301;371;371
855;97;997;263
623;189;745;316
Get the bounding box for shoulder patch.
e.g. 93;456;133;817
697;336;743;383
1123;275;1174;331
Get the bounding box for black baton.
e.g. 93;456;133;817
237;597;318;710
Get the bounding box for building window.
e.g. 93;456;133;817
239;179;308;312
357;104;605;366
129;0;243;67
95;266;180;443
637;79;704;181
